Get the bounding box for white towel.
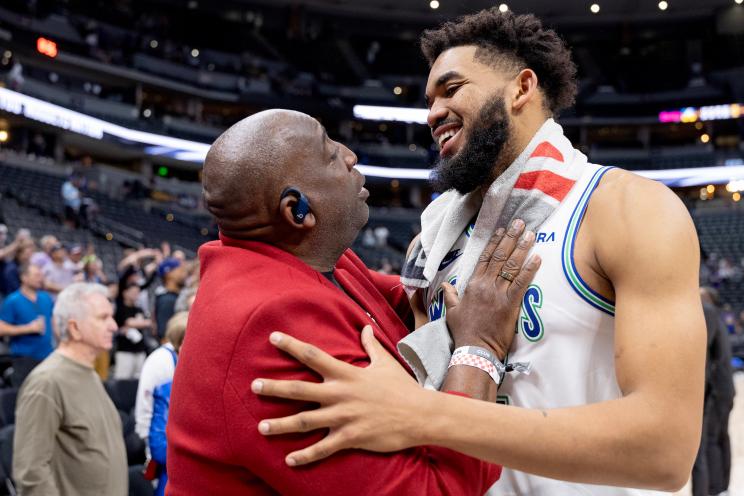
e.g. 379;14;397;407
398;118;589;388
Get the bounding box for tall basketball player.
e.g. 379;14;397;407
252;8;705;496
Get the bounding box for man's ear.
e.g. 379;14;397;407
511;68;540;112
279;195;316;229
67;319;81;341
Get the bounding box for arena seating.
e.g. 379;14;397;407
693;204;744;310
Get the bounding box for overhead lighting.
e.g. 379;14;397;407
3;85;740;184
700;133;710;143
736;0;743;4
143;109;152;118
734;192;742;202
393;86;402;95
353;104;428;124
150;40;158;49
706;184;715;194
658;0;668;10
590;3;600;13
191;48;199;57
430;0;439;9
3;50;10;59
499;3;509;12
0;130;8;142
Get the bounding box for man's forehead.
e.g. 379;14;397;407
426;46;479;85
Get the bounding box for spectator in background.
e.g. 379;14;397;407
30;234;59;270
118;247;162;314
7;60;24;91
136;311;188;496
173;259;199;313
0;224;7;252
81;254;107;284
0;226;31;298
693;287;736;496
113;283;151;379
373;225;390;248
0;264;54;361
378;258;395;275
174;285;197;314
68;244;85;275
13;283;127;496
2;241;35;296
0;224;8;298
154;258;186;340
717;258;741;283
361;227;376;248
43;243;76;298
61;174;83;229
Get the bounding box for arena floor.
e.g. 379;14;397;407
674;373;744;496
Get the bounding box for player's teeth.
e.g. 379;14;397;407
438;128;459;147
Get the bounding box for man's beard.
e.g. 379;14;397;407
430;96;511;194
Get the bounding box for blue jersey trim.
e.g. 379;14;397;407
561;166;616;316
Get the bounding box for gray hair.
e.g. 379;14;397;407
53;282;109;341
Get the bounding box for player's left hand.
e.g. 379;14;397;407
251;326;431;466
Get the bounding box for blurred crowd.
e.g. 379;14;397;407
0;223;198;494
701;252;744;288
0;224;198;379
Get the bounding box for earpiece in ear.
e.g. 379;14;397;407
280;187;311;224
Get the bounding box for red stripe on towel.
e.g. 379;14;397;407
514;170;575;202
529;142;564;163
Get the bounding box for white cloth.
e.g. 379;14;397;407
113;351;146;380
134;343;176;441
398;119;586;387
43;261;76;293
61;181;81;210
400;118;582;293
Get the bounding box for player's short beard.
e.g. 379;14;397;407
430;95;512;194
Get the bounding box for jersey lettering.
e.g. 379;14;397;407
428;275;458;321
536;232;555;243
520;284;544;341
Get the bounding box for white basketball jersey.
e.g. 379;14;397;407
424;164;666;496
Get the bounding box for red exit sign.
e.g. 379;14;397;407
36;37;58;58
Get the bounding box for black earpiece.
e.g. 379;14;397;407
280;187;311;224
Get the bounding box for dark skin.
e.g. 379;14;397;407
206;109;538;411
202;109;367;272
251;47;705;491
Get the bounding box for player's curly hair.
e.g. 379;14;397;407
420;9;577;115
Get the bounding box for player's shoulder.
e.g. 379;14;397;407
587;168;699;272
590;167;692;229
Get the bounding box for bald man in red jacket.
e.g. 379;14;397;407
166;110;538;495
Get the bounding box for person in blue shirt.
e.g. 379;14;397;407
0;263;55;360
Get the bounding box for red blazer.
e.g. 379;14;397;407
166;236;500;495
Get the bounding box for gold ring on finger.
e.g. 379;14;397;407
499;270;515;282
